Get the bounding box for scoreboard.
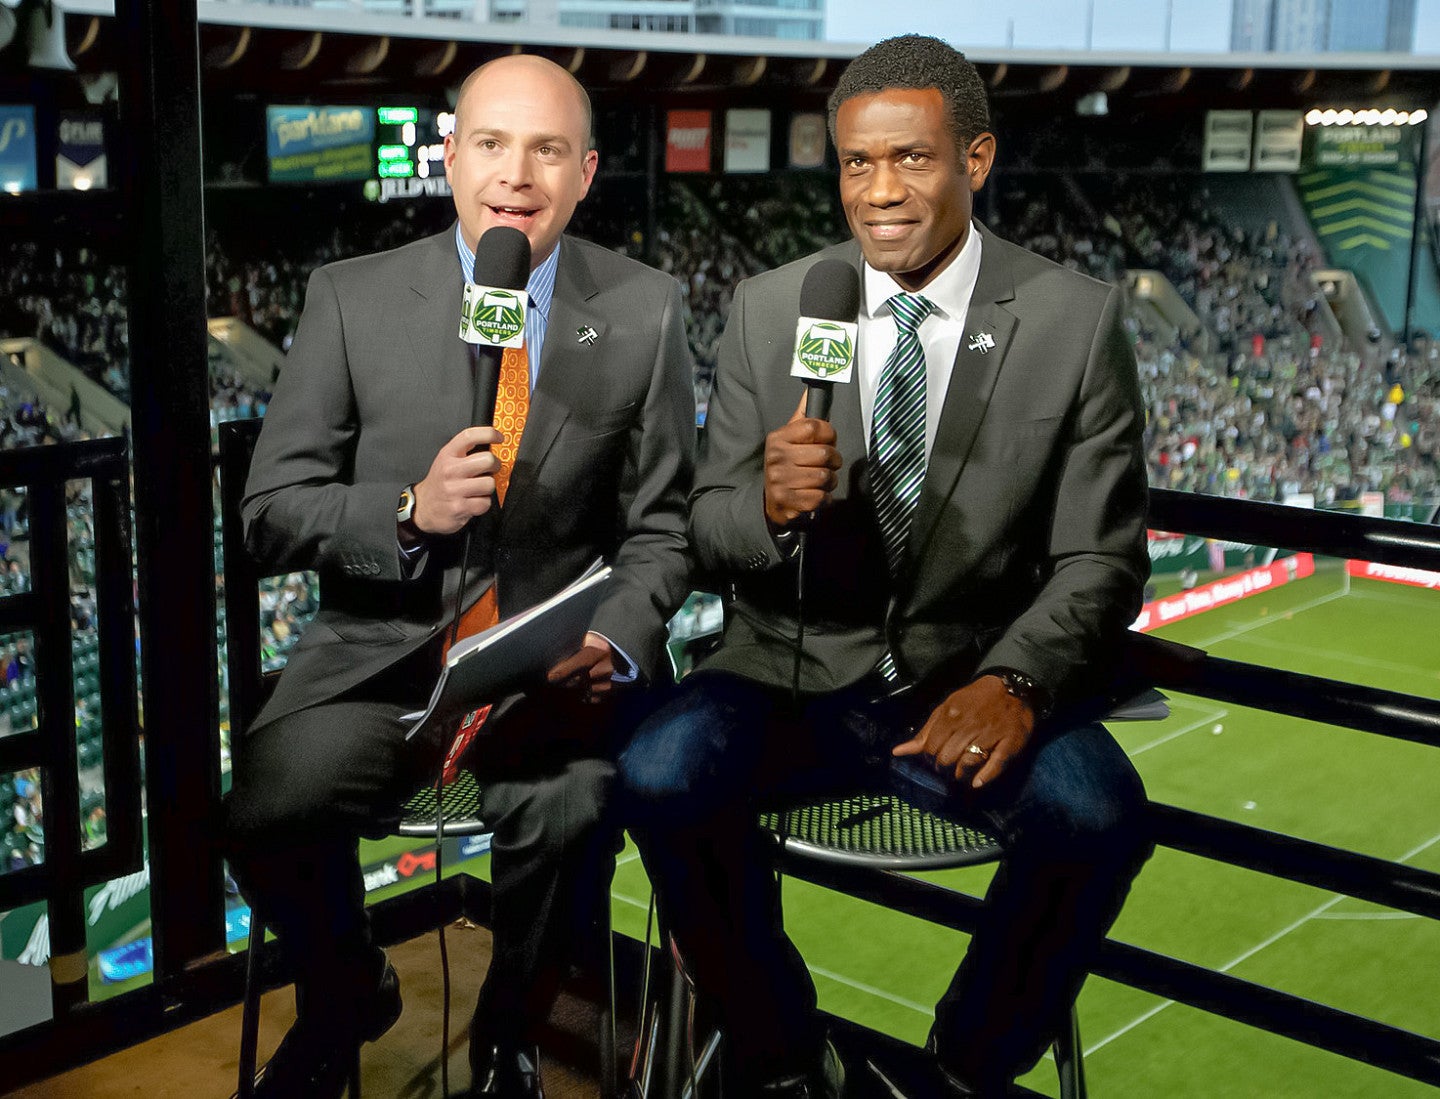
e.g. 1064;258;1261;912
374;106;451;181
264;103;452;191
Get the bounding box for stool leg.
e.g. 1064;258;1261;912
237;914;264;1099
599;895;618;1099
1054;1006;1086;1099
349;1049;362;1097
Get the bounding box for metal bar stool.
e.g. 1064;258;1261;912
629;792;1086;1098
236;769;491;1099
759;792;1087;1099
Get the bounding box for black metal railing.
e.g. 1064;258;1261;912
781;489;1440;1089
0;437;142;1015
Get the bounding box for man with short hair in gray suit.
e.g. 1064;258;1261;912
226;54;694;1099
621;34;1153;1098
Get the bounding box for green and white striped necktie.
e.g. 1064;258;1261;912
870;291;934;681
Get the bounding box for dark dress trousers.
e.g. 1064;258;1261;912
225;227;695;1046
620;229;1154;1090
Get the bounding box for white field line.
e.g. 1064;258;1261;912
1128;708;1230;758
1313;911;1421;921
1347;585;1440;611
1190;586;1350;650
1085;829;1440;1058
1221;632;1440;681
808;963;935;1015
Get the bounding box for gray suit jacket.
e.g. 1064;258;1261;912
692;230;1148;707
242;228;696;732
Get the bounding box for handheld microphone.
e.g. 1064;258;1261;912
790;259;860;421
460;226;532;432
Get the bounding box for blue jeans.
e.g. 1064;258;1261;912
619;670;1153;1089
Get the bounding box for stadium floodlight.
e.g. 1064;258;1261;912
1305;106;1430;128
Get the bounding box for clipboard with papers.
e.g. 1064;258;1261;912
404;559;613;743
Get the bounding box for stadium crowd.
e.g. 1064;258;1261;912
1;175;1436;509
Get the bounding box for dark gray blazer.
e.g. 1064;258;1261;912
691;229;1148;706
242;228;696;732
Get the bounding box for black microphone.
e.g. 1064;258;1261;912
460;225;532;433
790;259;861;421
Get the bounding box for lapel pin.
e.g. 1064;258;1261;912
577;325;599;346
968;331;995;354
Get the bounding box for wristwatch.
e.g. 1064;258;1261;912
397;483;418;526
985;667;1054;721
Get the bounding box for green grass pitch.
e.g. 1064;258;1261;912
608;562;1440;1097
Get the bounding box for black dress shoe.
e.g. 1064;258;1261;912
927;1034;1008;1098
233;957;402;1099
468;1043;545;1098
754;1041;844;1099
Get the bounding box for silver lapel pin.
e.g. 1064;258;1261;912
968;331;995;354
577;325;599;346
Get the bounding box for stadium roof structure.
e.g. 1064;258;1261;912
45;0;1440;108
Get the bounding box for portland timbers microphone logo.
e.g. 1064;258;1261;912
795;321;855;378
471;290;525;344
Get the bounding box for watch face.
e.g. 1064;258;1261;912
397;487;415;521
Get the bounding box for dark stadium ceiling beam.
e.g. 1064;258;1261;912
1160;66;1191;93
764;55;828;87
730;55;767;86
345;34;389;76
678;53;706;84
607;49;647;83
1097;65;1130;92
203;25;250;70
69;15;101;60
417;39;457;79
278;29;322;71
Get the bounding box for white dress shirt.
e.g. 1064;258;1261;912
857;223;984;458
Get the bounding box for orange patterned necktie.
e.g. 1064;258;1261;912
440;343;529;782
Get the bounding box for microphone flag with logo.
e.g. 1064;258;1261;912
461;226;531;432
790;259;860;421
460;225;531;349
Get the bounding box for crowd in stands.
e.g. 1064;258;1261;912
5;769;41;872
3;164;1440;876
2;175;1437;510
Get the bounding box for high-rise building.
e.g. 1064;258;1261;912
556;0;823;39
1231;0;1417;52
224;0;824;38
1231;0;1274;53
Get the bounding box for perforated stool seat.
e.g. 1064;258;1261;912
759;792;1003;870
396;769;488;839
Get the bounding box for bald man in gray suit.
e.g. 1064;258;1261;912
226;56;694;1099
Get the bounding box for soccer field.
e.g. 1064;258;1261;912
608;563;1440;1097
